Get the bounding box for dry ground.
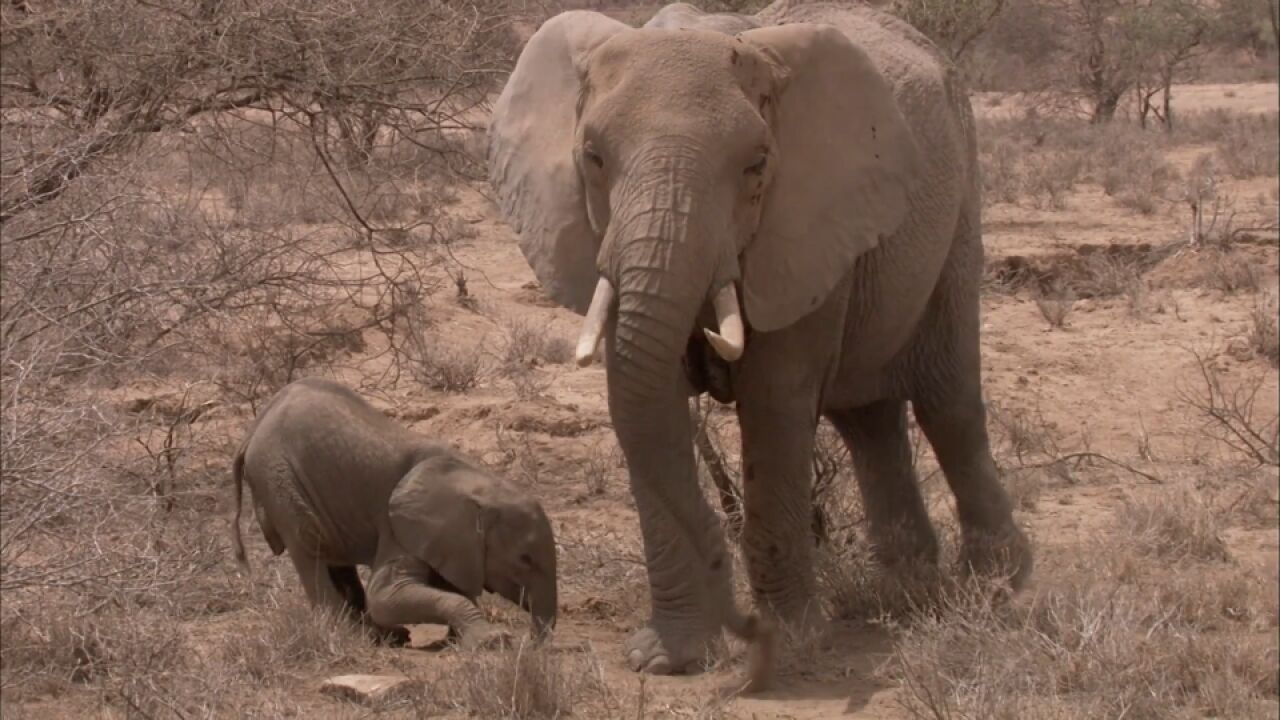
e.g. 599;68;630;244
2;73;1277;719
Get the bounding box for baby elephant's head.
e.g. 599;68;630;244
389;456;558;637
479;488;558;637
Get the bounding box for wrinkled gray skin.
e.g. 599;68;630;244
231;378;557;648
488;0;1032;675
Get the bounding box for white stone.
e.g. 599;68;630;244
320;674;415;706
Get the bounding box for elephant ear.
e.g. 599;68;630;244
387;456;494;599
487;11;628;315
738;24;921;332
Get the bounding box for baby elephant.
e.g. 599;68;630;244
230;377;557;649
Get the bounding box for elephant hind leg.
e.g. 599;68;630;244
912;394;1032;590
287;547;358;618
899;201;1031;589
825;401;938;567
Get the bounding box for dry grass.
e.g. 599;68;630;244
1120;491;1232;562
1249;291;1280;367
1213;112;1280;179
216;596;375;683
889;547;1279;720
0;586;382;716
1208;250;1265;294
431;640;612;719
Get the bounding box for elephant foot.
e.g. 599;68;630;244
869;521;940;569
624;624;713;675
959;524;1033;591
454;622;514;651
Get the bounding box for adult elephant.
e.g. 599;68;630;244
487;0;1032;676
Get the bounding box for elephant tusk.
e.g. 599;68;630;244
704;282;745;362
575;277;615;367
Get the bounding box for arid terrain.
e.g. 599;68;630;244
2;2;1278;719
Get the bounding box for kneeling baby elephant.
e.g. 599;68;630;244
230;377;557;649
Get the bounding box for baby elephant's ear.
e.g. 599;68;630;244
387;456;490;599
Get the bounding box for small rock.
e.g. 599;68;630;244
321;674;415;706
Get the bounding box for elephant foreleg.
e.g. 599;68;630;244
366;567;510;650
736;394;823;631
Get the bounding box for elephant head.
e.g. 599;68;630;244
490;9;916;553
388;455;558;637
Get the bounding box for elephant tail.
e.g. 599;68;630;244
230;441;250;569
725;609;777;693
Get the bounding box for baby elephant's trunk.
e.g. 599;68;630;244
523;579;557;640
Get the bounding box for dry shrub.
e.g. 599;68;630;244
1208;250;1264;294
981;141;1025;204
493;424;546;486
1025;152;1085;210
1249;291;1280;367
1121;491;1231;562
576;437;622;499
502;316;575;396
1034;284;1075;329
1075;252;1142;298
977;114;1193;215
1214;112;1280;179
508;366;554;399
503;317;574;368
433;640;611;719
1100;143;1180;215
1179;349;1279;468
889;550;1279;719
406;332;487;393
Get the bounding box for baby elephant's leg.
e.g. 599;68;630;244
328;565;410;646
367;569;510;650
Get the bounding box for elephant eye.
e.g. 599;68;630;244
744;153;767;176
583;144;604;170
520;552;535;567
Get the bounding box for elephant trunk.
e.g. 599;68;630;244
600;183;742;630
527;580;557;639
